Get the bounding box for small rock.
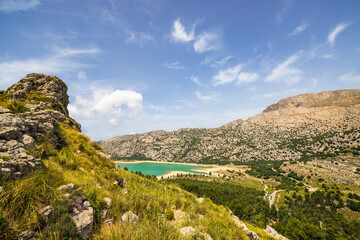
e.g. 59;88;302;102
83;201;91;209
179;226;196;236
71;207;94;239
196;198;204;203
40;205;53;217
123;188;128;194
104;197;111;208
101;209;108;219
57;183;74;191
19;229;37;240
20;134;36;149
104;218;113;226
121;211;138;224
0;186;3;192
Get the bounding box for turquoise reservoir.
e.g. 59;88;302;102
117;162;211;176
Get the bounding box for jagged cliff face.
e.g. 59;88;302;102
100;89;360;163
0;73;81;179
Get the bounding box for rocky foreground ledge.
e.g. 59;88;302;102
0;73;80;179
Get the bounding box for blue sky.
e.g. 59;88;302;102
1;0;360;140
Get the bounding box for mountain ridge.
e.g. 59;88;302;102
100;89;360;164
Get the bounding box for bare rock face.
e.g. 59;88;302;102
100;89;360;164
121;211;138;223
0;73;81;179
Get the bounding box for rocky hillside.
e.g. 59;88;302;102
1;74;267;240
100;89;360;164
0;73;80;179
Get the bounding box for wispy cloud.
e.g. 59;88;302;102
328;22;351;47
194;32;219;53
126;31;155;47
236;72;259;85
0;46;99;89
77;71;87;80
213;64;243;86
194;91;220;102
0;0;39;13
68;88;143;126
289;22;309;36
163;61;184;70
190;76;201;85
215;56;233;66
213;64;259;86
265;54;302;85
171;19;195;42
53;46;100;57
277;0;294;23
339;72;360;83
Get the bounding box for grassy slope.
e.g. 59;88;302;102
0;122;253;239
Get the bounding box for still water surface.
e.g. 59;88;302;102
117;162;211;176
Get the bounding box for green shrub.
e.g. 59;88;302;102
0;156;10;161
165;208;174;220
7;101;30;113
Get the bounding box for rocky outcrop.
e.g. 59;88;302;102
0;74;80;179
265;225;288;240
100;89;360;164
58;183;94;239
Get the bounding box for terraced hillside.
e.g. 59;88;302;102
100;90;360;164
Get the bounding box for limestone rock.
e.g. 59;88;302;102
179;226;196;236
40;205;53;218
19;229;37;240
196;198;204;203
265;225;288;240
121;211;138;223
0;74;81;180
232;215;260;240
104;197;111;208
57;183;75;191
72;206;94;239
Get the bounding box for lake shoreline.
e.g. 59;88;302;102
114;160;242;179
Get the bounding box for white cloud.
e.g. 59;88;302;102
277;0;294;23
0;46;99;89
126;31;155;47
236;72;259;85
171;19;195;42
0;0;39;13
265;54;302;85
190;76;201;85
68;88;143;126
163;61;184;70
213;64;243;85
194;91;220;102
215;56;233;66
77;71;87;80
212;64;259;86
53;46;100;57
328;22;351;47
194;32;219;53
289;22;309;36
339;73;360;83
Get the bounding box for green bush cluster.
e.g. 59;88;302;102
7;101;30;113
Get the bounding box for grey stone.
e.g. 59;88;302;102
21;134;36;149
121;211;138;224
104;197;111;208
72;207;94;239
40;205;53;218
265;225;288;240
57;183;75;191
179;226;196;235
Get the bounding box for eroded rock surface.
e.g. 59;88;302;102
0;73;80;179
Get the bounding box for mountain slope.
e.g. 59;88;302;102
0;74;259;239
100;89;360;164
